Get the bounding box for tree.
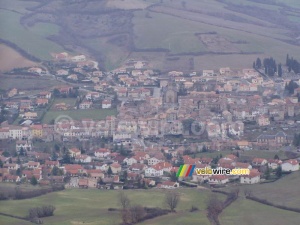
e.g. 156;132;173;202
51;151;58;161
170;172;177;182
54;144;60;152
62;151;71;164
52;166;63;176
0;159;3;168
264;166;271;180
256;58;262;69
276;166;282;178
207;194;223;220
53;88;60;97
202;145;208;152
118;191;130;209
122;170;128;182
30;176;38;186
129;205;145;223
278;64;282;77
165;191;180;212
107;166;113;176
274;154;279;160
19;147;25;156
16;168;22;176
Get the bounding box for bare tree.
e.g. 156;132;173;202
207;194;223;219
119;191;130;209
244;188;252;197
165;191;180;212
130;205;145;223
121;205;145;224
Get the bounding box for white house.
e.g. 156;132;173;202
94;148;110;158
208;175;229;185
158;181;179;189
75;155;92;163
240;169;260;184
123;157;138;166
71;55;86;62
147;157;161;166
102;100;112;109
267;159;282;170
145;166;163;177
281;159;299;172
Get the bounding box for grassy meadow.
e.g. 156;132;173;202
220;197;300;225
0;9;64;60
223;171;300;209
42;108;117;123
0;188;222;225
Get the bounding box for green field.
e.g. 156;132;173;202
0;76;62;91
0;188;222;225
220;197;300;225
42;108;117;123
223;171;300;209
0;9;64;60
0;215;32;225
3;0;300;70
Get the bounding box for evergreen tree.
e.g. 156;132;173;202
264;166;271;180
202;145;208;152
16;168;22;176
286;54;289;66
274;154;279;160
276;166;282;178
278;64;282;77
107;166;113;176
30;176;38;186
54;144;60;152
0;159;3;168
62;151;71;164
52;151;58;161
256;58;262;69
170;172;178;182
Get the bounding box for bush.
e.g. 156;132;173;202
189;205;199;212
28;205;56;221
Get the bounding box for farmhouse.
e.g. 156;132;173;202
240;169;260;184
281;159;299;172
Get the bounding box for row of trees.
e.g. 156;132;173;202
119;191;180;224
285;80;299;94
286;54;300;74
253;57;282;76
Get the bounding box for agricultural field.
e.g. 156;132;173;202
42;108;117;124
220;197;300;225
0;75;62;91
0;7;64;61
0;188;223;225
0;44;37;71
224;171;300;209
2;0;300;70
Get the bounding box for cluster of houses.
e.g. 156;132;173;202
1;144;299;189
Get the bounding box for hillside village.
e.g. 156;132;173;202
1;52;300;190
